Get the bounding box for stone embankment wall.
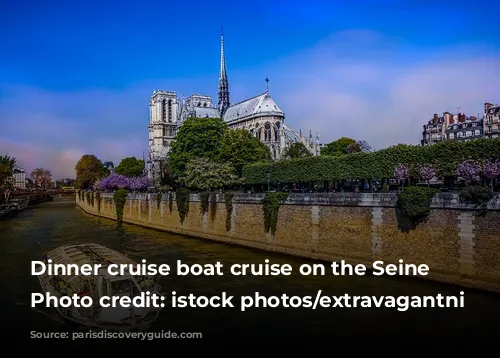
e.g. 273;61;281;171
76;192;500;293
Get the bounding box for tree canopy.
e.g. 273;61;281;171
179;158;240;191
115;157;145;177
0;154;16;190
169;117;228;177
75;154;109;189
218;129;271;176
31;168;52;189
283;142;312;159
320;137;371;156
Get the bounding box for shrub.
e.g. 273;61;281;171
225;192;234;231
200;191;210;215
460;185;494;214
156;192;162;210
242;138;500;184
113;189;128;222
262;192;289;235
176;188;190;224
397;186;438;222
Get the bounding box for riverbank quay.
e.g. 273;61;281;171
0;194;53;220
76;191;500;293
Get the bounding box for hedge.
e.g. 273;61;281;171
242;138;500;184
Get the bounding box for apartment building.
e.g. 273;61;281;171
483;102;500;139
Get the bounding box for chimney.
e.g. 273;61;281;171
485;102;493;113
444;112;454;125
433;113;439;124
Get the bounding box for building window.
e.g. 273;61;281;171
264;122;271;141
162;99;167;122
168;99;172;122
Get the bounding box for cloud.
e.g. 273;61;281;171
0;29;499;178
264;30;500;149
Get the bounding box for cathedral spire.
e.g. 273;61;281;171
218;25;230;115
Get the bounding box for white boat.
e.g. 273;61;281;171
9;198;29;211
36;243;163;331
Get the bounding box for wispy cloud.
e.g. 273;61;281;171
0;29;499;178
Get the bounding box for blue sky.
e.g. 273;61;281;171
1;0;499;178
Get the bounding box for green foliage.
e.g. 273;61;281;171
179;158;240;191
0;154;17;191
75;154;109;189
224;192;234;231
115;157;145;177
262;192;289;235
169;117;228;177
209;192;217;222
156;192;162;210
96;191;101;213
460;185;494;214
169;192;173;213
397;186;438;221
218;128;271;176
283;142;312;159
382;182;389;193
243;139;500;184
159;160;175;189
320;137;356;157
460;185;494;204
175;188;190;224
200;191;210;215
113;189;128;222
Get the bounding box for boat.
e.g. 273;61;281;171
9;198;29;211
36;243;163;331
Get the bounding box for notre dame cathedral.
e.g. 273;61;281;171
147;27;320;183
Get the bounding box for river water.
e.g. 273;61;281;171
1;198;499;349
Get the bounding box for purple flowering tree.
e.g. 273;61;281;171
97;173;152;192
483;160;500;190
98;173;129;192
394;164;410;187
419;165;436;188
128;176;153;192
456;160;481;184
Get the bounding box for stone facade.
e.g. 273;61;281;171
76;192;500;293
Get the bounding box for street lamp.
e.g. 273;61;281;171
267;168;270;192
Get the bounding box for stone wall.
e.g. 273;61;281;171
76;192;500;293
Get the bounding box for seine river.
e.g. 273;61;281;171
1;197;499;350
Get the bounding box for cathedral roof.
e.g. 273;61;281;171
192;106;220;118
223;91;284;123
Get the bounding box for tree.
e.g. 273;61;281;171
321;137;371;156
115;157;144;177
217;129;271;176
346;140;372;154
169;117;228;177
179;158;240;191
75;154;109;189
159;159;175;190
283;142;312;159
320;137;356;156
0;154;17;190
31;168;52;189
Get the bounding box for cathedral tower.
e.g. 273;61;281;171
218;26;230;115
